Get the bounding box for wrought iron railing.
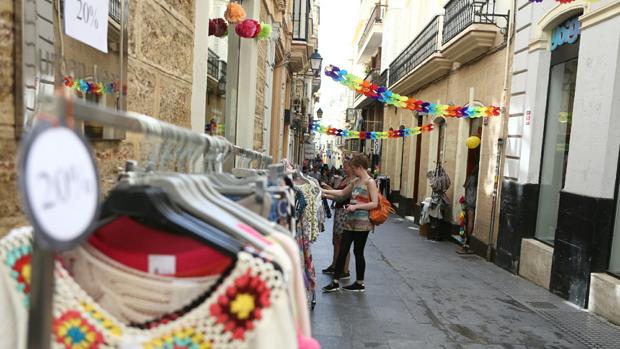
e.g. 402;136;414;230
443;0;508;45
358;4;387;51
388;16;440;86
378;69;388;87
219;61;227;80
208;50;219;79
293;0;311;41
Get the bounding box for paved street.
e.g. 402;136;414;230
310;217;620;349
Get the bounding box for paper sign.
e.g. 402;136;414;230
64;0;109;53
20;124;99;249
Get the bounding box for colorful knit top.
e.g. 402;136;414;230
0;227;298;349
343;179;374;232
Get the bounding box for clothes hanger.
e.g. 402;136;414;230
104;116;261;254
187;136;278;237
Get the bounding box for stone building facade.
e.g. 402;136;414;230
494;0;620;324
0;0;26;232
0;0;203;234
379;0;511;255
1;0;319;234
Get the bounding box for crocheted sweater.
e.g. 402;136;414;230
0;227;298;349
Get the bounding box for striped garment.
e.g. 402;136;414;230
344;179;374;232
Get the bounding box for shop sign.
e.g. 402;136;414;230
551;17;580;51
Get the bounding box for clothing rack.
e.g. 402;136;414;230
26;96;274;349
39;96;273;170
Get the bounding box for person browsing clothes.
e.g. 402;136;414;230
320;154;379;293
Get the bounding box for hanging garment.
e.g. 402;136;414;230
298;184;320;243
63;243;220;325
0;228;298;349
87;216;234;278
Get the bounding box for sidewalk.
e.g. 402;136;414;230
310;217;620;349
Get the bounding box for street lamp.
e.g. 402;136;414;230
310;49;323;75
316;108;323;119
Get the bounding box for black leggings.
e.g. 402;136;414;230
334;230;370;281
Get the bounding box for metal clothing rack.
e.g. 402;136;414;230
26;96;273;349
39;96;273;170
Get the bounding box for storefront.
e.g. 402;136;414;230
496;0;620;325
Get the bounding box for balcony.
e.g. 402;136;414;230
388;16;451;93
207;50;219;81
441;0;508;64
356;4;386;64
109;0;121;24
291;0;313;72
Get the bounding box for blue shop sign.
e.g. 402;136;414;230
551;17;580;51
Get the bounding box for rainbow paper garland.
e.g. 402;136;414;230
63;76;124;96
311;122;435;140
325;65;501;119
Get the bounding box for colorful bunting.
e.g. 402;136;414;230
311;122;435;139
324;65;501;119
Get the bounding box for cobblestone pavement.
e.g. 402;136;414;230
310;217;620;349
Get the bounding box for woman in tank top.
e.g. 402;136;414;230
319;154;379;293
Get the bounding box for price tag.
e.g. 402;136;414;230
64;0;110;53
19;123;100;250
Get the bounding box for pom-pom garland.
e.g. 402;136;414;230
209;3;271;41
325;65;501;118
208;17;271;41
311;121;435;139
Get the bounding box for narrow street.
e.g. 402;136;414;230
311;217;620;349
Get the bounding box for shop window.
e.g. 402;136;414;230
534;31;579;245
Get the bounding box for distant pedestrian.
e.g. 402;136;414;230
309;166;321;181
320;154;379;293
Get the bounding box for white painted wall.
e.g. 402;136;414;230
506;0;620;199
563;15;620;199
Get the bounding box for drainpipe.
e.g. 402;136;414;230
487;0;516;261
